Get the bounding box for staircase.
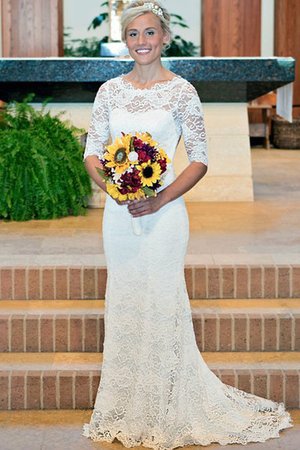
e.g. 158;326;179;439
0;264;299;410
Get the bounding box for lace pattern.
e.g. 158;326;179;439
84;75;208;166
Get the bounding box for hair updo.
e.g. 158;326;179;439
121;1;171;44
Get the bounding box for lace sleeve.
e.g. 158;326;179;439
83;83;110;161
178;82;208;165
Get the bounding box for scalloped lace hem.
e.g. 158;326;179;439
82;409;293;450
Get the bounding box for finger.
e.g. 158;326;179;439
128;202;148;214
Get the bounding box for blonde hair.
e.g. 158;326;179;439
121;1;171;44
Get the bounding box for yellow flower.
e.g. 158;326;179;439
158;148;171;163
104;134;132;173
106;183;144;202
106;183;128;201
136;132;158;148
138;161;162;187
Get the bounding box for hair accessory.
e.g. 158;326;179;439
144;2;163;17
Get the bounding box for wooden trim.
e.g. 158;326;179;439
57;0;64;56
1;0;12;56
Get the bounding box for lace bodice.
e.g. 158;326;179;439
84;75;208;167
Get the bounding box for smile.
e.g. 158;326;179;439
136;49;151;54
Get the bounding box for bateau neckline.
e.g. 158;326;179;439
120;74;181;90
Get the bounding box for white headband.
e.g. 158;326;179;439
144;2;163;18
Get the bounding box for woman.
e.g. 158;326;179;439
83;1;292;449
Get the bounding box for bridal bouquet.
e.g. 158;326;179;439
97;132;170;234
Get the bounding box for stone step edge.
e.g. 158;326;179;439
0;352;299;370
1;264;300;300
0;298;300;314
0;352;299;410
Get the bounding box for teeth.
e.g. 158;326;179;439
137;49;150;54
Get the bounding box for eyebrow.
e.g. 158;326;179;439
127;26;157;32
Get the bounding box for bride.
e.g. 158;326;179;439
82;1;292;449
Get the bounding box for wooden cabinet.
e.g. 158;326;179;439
202;0;261;56
1;0;63;57
275;0;300;113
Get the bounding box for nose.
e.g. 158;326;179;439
137;33;146;46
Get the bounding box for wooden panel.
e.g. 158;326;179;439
202;0;261;56
1;0;63;56
275;0;300;107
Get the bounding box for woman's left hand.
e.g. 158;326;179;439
127;195;163;217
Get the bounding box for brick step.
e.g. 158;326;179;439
1;299;299;353
0;352;299;410
1;264;299;300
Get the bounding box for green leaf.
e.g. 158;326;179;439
130;137;135;153
171;22;189;28
96;167;110;181
88;13;109;30
142;187;156;197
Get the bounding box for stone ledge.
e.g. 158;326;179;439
0;352;299;410
0;299;299;353
0;264;300;300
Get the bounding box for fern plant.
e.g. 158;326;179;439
0;95;91;221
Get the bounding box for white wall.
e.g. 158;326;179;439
63;0;201;53
261;0;274;56
64;0;109;42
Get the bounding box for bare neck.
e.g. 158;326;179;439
127;62;173;84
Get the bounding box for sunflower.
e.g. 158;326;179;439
104;134;132;173
138;161;162;187
106;182;144;202
106;183;128;201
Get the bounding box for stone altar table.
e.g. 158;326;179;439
0;57;295;203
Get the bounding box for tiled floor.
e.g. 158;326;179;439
0;410;299;450
0;149;300;266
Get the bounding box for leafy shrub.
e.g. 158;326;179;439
0;95;91;221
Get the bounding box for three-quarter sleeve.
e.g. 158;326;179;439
83;82;110;161
178;82;208;166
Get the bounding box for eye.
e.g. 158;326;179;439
146;30;155;36
128;31;137;38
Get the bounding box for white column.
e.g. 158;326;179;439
174;103;254;201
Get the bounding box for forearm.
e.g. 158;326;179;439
159;162;207;207
127;161;207;218
84;155;107;193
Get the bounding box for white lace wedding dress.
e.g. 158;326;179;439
82;75;292;449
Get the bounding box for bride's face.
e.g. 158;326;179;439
125;12;169;66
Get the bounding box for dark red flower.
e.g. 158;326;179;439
158;158;167;174
120;168;142;193
133;138;144;149
137;149;151;163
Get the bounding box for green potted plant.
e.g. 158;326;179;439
0;95;91;221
